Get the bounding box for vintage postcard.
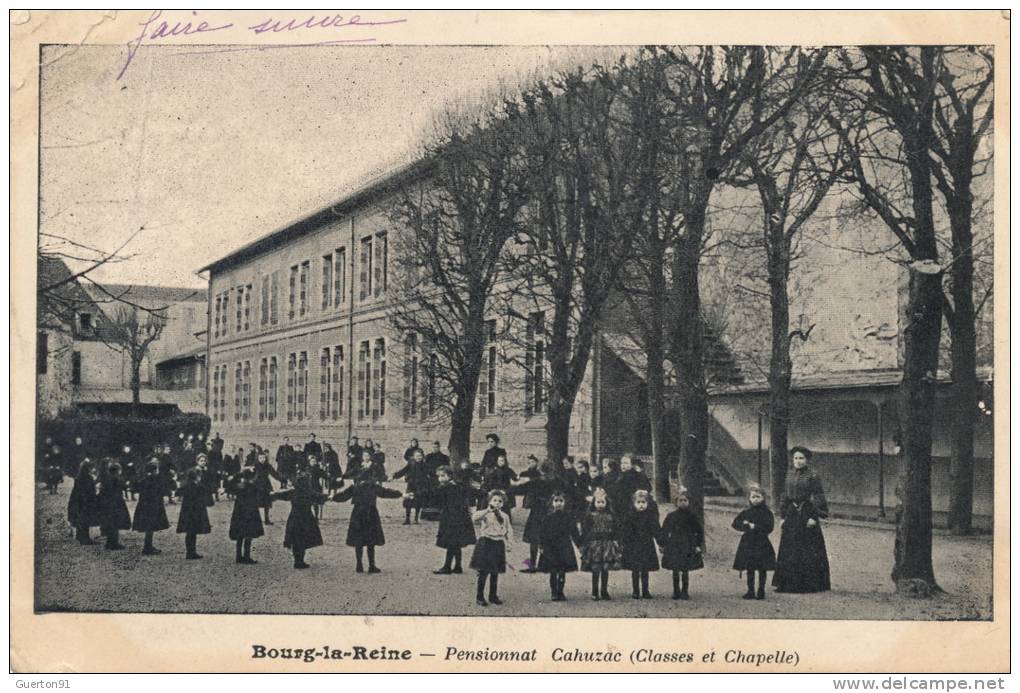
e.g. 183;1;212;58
10;10;1010;673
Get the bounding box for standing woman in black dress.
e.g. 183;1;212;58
773;446;831;593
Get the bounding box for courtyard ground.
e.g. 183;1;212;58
34;484;992;620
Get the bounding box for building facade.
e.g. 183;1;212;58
201;168;599;464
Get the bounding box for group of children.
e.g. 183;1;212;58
56;429;783;608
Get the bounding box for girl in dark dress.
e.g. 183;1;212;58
67;459;100;545
394;449;431;525
620;489;660;599
774;447;831;593
538;493;581;601
226;467;264;564
511;462;569;573
580;488;623;600
469;490;513;607
175;468;213;559
274;472;331;569
97;462;130;550
305;456;329;519
132;459;171;555
480;454;518;520
323;443;343;492
659;488;705;600
432;466;480;574
331;470;404;572
732;483;777;600
44;464;63;495
254;450;282;525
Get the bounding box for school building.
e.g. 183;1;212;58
198;162;994;524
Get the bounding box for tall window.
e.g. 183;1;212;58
427;353;437;417
334;247;346;308
270;271;280;325
331;345;344;419
297;351;308;420
404;333;419;421
372;338;386;419
244;284;252;331
359;236;373;300
259;358;268;421
235;287;243;333
299;261;310;317
357;340;370;420
219;365;227;419
479;320;497;417
260;276;270;327
321;254;333;310
222;291;230;336
288;265;298;320
213;295;221;337
242;360;251;420
319;347;331;420
212;366;219;421
268;356;278;421
234;362;242;421
525;311;546;416
286;353;297;421
374;232;388;297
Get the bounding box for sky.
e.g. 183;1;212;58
39;44;621;289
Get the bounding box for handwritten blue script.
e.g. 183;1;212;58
118;11;408;80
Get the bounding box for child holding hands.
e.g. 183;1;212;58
469;490;513;606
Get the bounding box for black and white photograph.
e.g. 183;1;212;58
12;9;1008;674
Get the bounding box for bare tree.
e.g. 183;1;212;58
106;304;167;412
502;63;650;464
832;46;947;595
927;47;994;535
727;101;847;499
387;101;530;465
656;46;827;524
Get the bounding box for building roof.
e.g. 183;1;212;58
97;284;206;307
156;344;207;368
197;158;433;276
709;366;994;397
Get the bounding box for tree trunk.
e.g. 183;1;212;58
545;398;575;467
767;225;793;500
893;268;943;593
946;196;978;536
447;395;475;466
130;352;142;415
893;100;942;594
646;235;669;502
672;207;709;526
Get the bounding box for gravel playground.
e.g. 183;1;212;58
34;484;992;620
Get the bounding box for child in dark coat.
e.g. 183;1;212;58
579;487;623;600
660;488;705;600
331;470;403;572
620;489;660;599
97;462;130;550
432;466;480;574
480;454;518;520
538;492;581;601
511;461;569;573
132;459;171;555
67;460;100;545
305;456;329;519
731;484;777;600
44;464;63;495
226;468;264;564
275;472;331;569
393;449;431;525
254;451;282;525
470;490;513;607
176;468;214;559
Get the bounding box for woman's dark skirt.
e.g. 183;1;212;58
773;516;831;592
469;537;507;573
